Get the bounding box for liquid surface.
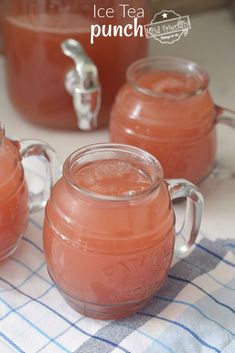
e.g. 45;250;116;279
75;160;152;196
5;13;91;33
137;71;201;95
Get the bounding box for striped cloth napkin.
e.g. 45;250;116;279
0;159;235;353
0;211;234;353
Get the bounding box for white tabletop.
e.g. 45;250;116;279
0;8;234;241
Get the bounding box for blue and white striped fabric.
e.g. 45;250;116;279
0;211;234;353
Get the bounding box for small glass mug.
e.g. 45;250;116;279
43;143;204;320
0;123;59;260
110;57;235;184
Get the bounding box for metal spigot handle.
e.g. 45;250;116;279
61;39;101;131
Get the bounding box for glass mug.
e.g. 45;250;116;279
110;57;235;184
43;143;204;319
0;123;59;260
3;0;149;130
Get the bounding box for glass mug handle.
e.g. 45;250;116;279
166;179;204;255
215;105;235;129
18;139;61;213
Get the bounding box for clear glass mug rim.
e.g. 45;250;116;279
63;143;164;202
126;56;210;99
